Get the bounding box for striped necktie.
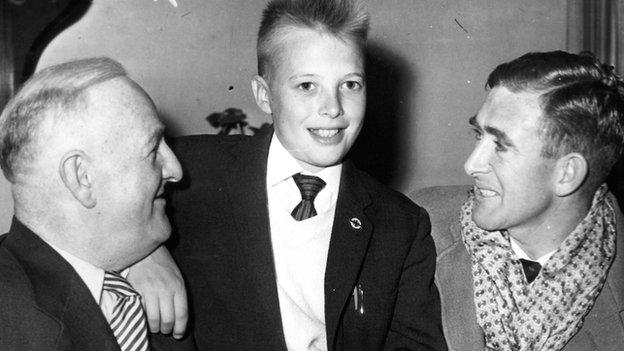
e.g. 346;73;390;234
291;173;326;221
102;271;149;351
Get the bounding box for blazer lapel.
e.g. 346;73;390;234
225;132;287;349
435;232;485;351
4;218;120;351
324;162;373;348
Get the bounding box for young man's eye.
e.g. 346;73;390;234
298;82;314;91
494;140;507;152
342;81;362;90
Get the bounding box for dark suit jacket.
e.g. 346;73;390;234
0;218;196;351
169;132;446;351
411;185;624;351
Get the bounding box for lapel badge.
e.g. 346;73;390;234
349;217;362;230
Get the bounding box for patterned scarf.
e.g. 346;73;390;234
461;184;617;351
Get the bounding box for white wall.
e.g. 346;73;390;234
0;0;568;232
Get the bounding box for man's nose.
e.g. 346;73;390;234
161;142;183;183
464;141;490;176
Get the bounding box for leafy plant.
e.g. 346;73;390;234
206;108;271;135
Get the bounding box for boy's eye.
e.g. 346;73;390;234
298;82;315;91
342;81;362;90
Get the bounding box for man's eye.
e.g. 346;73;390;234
494;141;507;152
342;81;362;90
298;82;314;91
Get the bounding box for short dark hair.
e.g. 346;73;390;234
0;57;126;182
486;51;624;185
257;0;369;77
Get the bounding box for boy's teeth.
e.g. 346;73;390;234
311;129;339;138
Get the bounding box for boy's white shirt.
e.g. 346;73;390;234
266;134;341;351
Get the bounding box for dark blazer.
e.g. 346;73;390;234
411;185;624;351
169;132;446;351
0;218;196;351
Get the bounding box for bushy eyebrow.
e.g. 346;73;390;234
468;115;479;129
468;115;515;147
146;125;165;149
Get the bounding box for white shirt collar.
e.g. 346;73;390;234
266;133;341;195
509;236;556;266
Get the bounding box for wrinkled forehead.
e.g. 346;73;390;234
476;86;544;132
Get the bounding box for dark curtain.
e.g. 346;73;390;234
567;0;622;69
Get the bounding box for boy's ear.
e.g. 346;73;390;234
59;150;96;208
251;75;272;114
553;152;588;197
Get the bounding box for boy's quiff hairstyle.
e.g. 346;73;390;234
257;0;370;77
486;50;624;187
0;57;126;183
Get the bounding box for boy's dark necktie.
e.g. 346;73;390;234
102;271;149;351
519;258;542;283
291;173;326;221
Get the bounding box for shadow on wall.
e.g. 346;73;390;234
349;40;415;186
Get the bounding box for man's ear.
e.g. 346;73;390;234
553;152;588;197
59;150;96;208
251;75;272;114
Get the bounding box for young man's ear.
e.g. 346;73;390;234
553;152;588;197
59;150;96;208
251;75;272;114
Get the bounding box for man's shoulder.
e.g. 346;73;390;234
0;236;35;302
408;185;470;254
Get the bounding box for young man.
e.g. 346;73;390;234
0;57;194;350
427;51;624;350
170;0;445;350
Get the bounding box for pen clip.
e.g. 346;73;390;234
352;283;364;314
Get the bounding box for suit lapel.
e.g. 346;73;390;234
225;132;287;349
324;162;373;348
4;218;120;351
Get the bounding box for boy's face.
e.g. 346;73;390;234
253;27;366;173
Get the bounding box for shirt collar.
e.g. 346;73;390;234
266;133;342;195
509;236;556;266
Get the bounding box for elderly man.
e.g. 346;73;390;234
421;51;624;351
0;57;194;350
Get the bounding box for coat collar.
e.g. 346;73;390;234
3;218;121;350
324;161;373;350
